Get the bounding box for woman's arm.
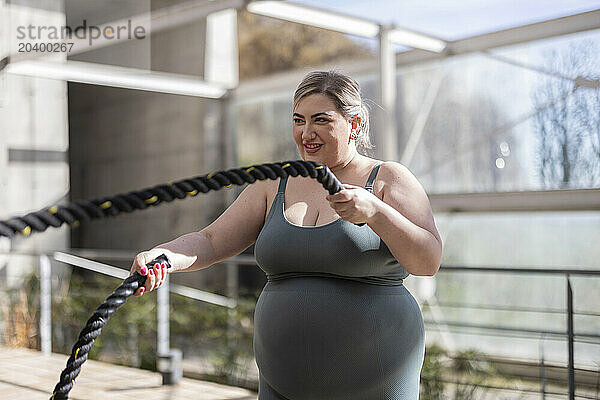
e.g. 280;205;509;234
130;180;269;294
366;162;442;276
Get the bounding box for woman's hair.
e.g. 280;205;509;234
293;70;373;152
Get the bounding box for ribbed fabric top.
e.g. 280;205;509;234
254;163;409;286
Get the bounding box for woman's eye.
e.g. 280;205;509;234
293;118;304;124
315;117;329;123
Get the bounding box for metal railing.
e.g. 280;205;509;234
1;249;237;385
1;250;599;398
431;265;600;400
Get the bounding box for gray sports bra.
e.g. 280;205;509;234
254;163;409;286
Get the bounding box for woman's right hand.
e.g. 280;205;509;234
129;249;172;297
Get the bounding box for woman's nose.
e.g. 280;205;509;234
302;124;316;140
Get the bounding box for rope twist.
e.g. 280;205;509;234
33;161;345;399
0;160;343;238
50;254;171;400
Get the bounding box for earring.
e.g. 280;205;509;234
348;130;358;144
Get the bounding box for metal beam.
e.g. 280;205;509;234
246;1;446;53
396;9;600;66
247;1;380;38
53;251;236;308
5;60;227;98
377;27;398;160
429;188;600;213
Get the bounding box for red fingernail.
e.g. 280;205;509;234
139;287;145;294
149;268;154;275
161;263;166;269
140;267;147;275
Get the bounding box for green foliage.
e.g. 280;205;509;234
49;270;256;385
53;272;157;369
170;292;257;386
452;349;500;400
421;343;446;400
420;344;511;400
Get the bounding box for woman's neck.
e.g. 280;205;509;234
329;151;370;178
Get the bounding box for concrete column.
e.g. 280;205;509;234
205;8;239;350
0;0;69;279
205;8;238;89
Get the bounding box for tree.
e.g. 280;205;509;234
237;11;373;80
532;41;600;189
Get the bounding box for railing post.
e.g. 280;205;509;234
226;261;238;343
157;274;170;356
566;273;574;400
39;254;52;355
128;322;140;367
156;274;182;385
539;334;546;400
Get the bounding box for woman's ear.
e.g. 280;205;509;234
351;115;362;130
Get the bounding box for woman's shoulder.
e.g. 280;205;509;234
377;160;410;180
372;160;423;194
375;160;432;204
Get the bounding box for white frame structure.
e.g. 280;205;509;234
2;1;600;211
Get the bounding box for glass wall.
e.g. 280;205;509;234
233;29;600;194
422;210;600;368
399;29;600;193
231;29;600;372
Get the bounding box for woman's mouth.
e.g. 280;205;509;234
304;143;323;153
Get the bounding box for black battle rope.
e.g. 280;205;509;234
0;160;343;238
0;56;8;72
49;254;171;400
27;160;343;399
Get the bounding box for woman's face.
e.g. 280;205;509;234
292;93;354;167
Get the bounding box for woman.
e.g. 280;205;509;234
130;71;442;399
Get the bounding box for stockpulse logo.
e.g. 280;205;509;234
16;19;146;49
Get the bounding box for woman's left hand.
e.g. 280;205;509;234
326;184;380;224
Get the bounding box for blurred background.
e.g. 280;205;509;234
1;1;599;399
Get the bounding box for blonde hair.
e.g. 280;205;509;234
293;70;373;152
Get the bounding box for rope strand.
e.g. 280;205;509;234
0;160;343;239
49;254;171;400
38;161;344;399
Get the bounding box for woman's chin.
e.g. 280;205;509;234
302;152;313;158
301;153;321;162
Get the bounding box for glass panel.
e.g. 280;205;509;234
408;210;600;368
294;0;600;41
399;29;600;193
437;211;600;268
232;29;600;192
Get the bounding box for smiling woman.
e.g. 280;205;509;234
251;71;440;399
130;70;441;400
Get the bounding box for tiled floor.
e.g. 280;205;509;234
0;346;257;400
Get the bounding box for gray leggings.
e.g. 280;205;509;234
259;372;291;400
254;277;425;400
